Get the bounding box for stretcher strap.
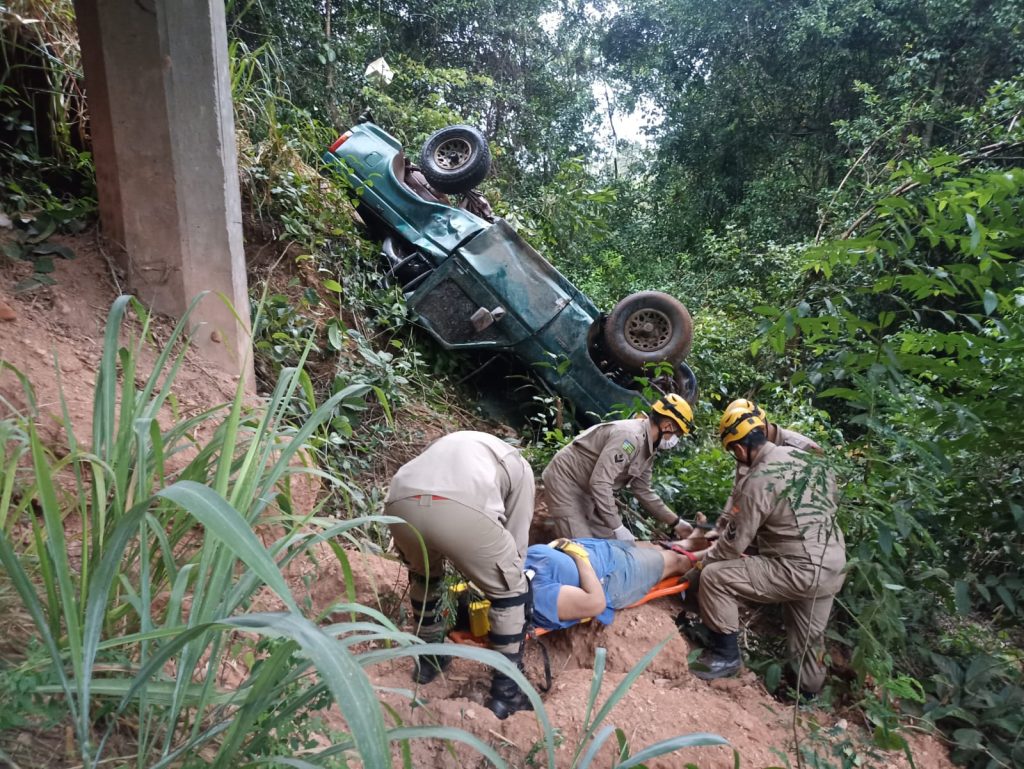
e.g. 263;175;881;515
657;540;700;567
536;636;552;693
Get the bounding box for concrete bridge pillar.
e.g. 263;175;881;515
73;0;253;386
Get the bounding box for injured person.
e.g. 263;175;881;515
524;538;705;631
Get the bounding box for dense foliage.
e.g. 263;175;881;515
2;0;1023;766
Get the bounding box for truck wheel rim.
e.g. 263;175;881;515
624;309;672;351
434;138;472;170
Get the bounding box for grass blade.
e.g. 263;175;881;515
224;612;390;767
616;733;733;768
388;726;508;768
576;723;616;769
589;636;671;733
156;481;299;613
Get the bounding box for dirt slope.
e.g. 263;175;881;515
305;546;954;769
0;233;956;769
0;231;239;442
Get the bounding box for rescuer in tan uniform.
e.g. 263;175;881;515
541;394;696;541
689;405;846;697
712;399;823;545
385;430;535;719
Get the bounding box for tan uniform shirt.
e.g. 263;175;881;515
770;424;821;455
718;424;822;531
546;417;675;531
705;442;846;570
387;431;529;549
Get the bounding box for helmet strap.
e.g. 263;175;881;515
731;443;750;466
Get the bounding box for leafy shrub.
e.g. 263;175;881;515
0;0;95;220
923;652;1024;768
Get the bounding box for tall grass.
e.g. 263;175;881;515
0;0;84;158
0;296;729;767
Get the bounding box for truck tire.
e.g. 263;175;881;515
603;291;693;372
420;125;491;193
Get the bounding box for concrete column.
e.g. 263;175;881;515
71;1;124;248
74;0;253;386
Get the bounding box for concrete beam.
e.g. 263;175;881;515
74;0;253;386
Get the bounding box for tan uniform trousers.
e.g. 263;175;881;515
388;495;528;655
699;556;845;694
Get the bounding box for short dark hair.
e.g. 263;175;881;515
737;427;767;450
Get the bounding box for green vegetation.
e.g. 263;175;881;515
2;0;1023;767
0;296;729;767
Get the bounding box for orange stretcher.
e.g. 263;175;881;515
448;575;689;645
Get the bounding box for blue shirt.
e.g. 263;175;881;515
525;538;621;630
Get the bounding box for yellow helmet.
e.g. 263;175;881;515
725;398;766;423
719;404;766;448
651;394;694;435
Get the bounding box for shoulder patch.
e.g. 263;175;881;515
621;440;636;456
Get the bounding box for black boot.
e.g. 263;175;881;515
486;652;533;720
785;688;818;706
408;589;449;685
412;653;452;685
691;630;742;680
675;611;715;648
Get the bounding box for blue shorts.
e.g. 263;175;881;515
603;542;665;609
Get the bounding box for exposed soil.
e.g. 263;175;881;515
0;230;240;443
299;545;954;769
0;232;957;768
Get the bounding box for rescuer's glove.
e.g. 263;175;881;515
611;524;637;542
671;514;694;538
548;538;590;560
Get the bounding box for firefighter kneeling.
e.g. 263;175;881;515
687;405;847;698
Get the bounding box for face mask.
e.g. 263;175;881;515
659;433;680;451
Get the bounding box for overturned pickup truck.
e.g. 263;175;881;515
323;118;697;422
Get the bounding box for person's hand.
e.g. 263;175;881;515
611;525;636;542
549;538;590;560
672;517;694;538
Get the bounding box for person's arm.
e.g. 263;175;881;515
776;425;823;456
587;441;631;531
629;466;677;525
554;549;608;621
702;486;767;566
